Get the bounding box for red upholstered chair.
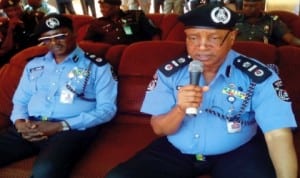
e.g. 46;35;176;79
233;41;278;65
147;13;185;41
116;41;187;122
105;44;127;70
64;14;95;34
78;41;111;58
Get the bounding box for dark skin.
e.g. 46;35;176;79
242;0;300;46
99;2;121;21
14;27;77;142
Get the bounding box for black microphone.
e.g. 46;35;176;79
186;60;203;116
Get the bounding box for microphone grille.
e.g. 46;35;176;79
188;60;203;73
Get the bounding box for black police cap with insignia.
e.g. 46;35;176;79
179;3;238;30
98;0;121;6
34;13;73;37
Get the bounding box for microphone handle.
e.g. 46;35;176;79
186;71;201;116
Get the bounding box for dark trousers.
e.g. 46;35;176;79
106;135;276;178
81;0;96;17
56;1;76;14
0;126;99;178
154;0;165;13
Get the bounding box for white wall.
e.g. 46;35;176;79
265;0;300;14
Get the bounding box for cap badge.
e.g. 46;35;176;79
211;7;231;24
45;17;60;29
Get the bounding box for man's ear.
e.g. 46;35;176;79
230;30;238;41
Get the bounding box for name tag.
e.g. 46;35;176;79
226;120;241;133
60;88;74;104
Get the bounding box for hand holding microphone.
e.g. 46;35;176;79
177;60;208;116
186;60;203;115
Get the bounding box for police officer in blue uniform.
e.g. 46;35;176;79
235;0;300;46
0;14;118;178
84;0;160;45
106;3;297;178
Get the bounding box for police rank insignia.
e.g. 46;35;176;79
85;52;107;66
159;57;191;77
273;80;291;102
234;56;272;83
147;73;158;91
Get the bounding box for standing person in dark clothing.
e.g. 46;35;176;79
55;0;76;14
81;0;97;17
84;0;161;45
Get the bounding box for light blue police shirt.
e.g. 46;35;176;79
141;50;297;155
11;46;118;130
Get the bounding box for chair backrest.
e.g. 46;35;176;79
116;41;186;119
233;41;278;65
147;13;185;41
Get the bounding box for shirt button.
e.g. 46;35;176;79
117;36;120;40
194;134;200;138
52;83;56;86
47;96;51;100
198;110;202;114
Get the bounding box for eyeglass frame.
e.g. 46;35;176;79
186;30;232;47
38;33;69;45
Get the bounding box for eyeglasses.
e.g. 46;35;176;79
186;31;232;47
38;33;69;44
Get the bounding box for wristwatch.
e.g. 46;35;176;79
60;121;70;131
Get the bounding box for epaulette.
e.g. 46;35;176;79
85;52;107;66
234;56;272;83
159;56;192;77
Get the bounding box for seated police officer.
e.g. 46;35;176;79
105;2;297;178
235;0;300;46
84;0;161;45
0;14;117;178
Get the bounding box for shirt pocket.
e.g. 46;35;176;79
28;69;44;92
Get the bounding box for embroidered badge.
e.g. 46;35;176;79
147;73;158;91
211;6;231;24
45;17;60;29
273;80;291;102
29;66;44;73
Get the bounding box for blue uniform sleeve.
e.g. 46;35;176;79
141;70;177;116
252;72;297;133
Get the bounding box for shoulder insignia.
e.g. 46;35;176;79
271;15;279;21
85;52;107;66
233;56;272;83
159;56;192;77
